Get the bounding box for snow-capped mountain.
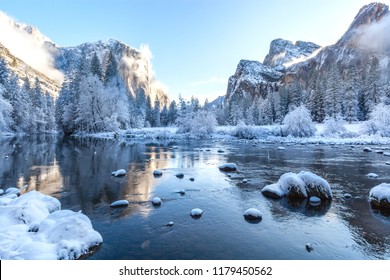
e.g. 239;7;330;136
0;11;168;104
263;39;321;69
225;2;390;111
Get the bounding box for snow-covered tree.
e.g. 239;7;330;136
176;109;217;137
343;65;359;123
325;66;342;119
364;103;390;136
282;105;316;137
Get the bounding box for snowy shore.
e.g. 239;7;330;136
65;123;390;146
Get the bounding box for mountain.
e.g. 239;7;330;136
0;11;168;105
224;2;390;124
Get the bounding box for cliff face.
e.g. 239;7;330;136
0;11;169;105
225;2;390;108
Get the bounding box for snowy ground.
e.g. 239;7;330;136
69;122;390;145
0;190;102;260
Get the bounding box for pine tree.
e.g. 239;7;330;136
103;50;118;85
168;100;178;125
325;66;342;119
90;52;103;80
152;97;161;127
344;65;359;123
363;57;384;117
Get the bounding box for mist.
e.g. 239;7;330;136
356;13;390;54
0;11;64;83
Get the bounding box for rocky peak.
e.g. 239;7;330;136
263;38;320;69
336;2;389;48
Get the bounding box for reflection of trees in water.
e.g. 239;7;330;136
56;138;172;217
337;198;390;259
0;135;57;192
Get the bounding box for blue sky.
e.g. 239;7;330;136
1;0;388;103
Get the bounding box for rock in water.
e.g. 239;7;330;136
309;196;321;206
363;147;373;152
243;208;262;221
151;197;162;206
153;169;163;176
219;163;237;172
344;193;352;199
367;173;378;178
111;169;126;177
110;200;129;207
369;183;390;210
175;173;184;179
190;208;203;218
306;243;314;252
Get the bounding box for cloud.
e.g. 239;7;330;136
355;13;390;53
0;11;64;83
189;76;227;87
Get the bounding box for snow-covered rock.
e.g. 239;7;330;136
190;208;203;217
151;197;162;206
189;177;195;182
367;173;378;178
167;221;174;227
0;189;4;195
369;183;390;210
263;38;321;68
111;169;126;177
344;193;352;199
5;187;20;195
243;208;262;220
0;190;102;260
384;152;390;156
277;146;286;150
153;169;163;176
262;171;332;200
219;163;238;172
110;200;129;207
242;179;248;183
309;196;321;205
175;172;184;179
363;147;373;152
386;161;390;165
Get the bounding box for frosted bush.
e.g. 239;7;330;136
282;105;316;137
322;115;346;136
363;103;390;136
176;110;217;137
231;121;273;139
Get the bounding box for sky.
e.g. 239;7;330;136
1;0;389;103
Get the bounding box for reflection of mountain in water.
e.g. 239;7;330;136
0;136;173;218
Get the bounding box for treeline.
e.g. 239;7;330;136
55;51;180;135
224;56;390;126
0;59;55;133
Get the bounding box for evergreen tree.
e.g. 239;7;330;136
90;52;103;80
344;65;359;123
325;66;342;119
168;100;178;125
152;97;161;127
103;50;119;85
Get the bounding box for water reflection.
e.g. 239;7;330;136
0;136;389;259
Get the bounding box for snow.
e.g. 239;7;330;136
151;197;162;205
5;187;20;195
219;163;238;172
111;169;126;177
110;200;129;207
367;173;379;178
369;183;390;209
309;196;321;205
0;190;102;260
262;171;332;199
153;169;163;176
277;146;286;150
243;208;262;220
190;208;203;217
344;193;352;199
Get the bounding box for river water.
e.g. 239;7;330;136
1;135;389;259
